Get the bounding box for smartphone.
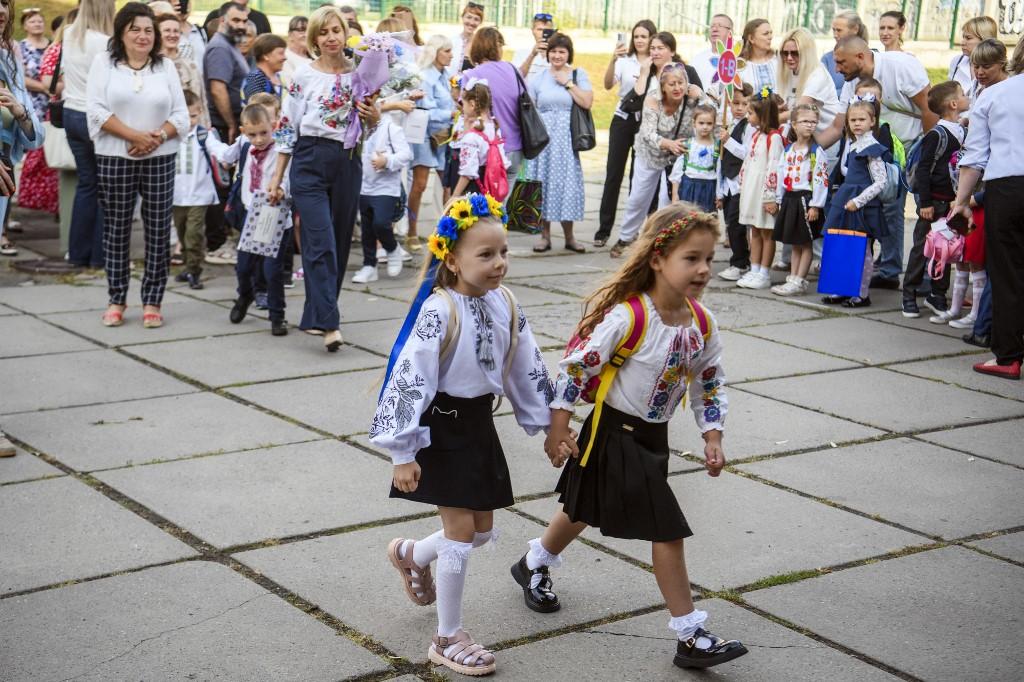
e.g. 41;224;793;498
617;32;626;46
542;28;555;41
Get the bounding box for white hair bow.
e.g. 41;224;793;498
852;92;877;103
465;76;490;90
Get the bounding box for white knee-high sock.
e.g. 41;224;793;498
403;529;496;569
963;270;987;322
949;269;970;316
436;538;474;637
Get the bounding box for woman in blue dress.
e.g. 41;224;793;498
527;32;592;253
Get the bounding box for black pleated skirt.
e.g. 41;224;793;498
773;190;823;245
389;392;514;511
555;404;692;542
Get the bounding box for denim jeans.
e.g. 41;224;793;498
973;278;992;337
64;109;105;267
236;233;290;323
875;183;908;280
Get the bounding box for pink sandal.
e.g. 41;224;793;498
101;306;125;327
428;629;496;676
387;538;436;606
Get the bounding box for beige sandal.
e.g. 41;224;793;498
387;538;436;606
428;629;496;676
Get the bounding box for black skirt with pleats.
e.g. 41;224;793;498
555;404;692;542
390;392;514;511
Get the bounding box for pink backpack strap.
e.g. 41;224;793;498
686;297;711;339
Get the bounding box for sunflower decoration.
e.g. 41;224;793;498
427;193;506;260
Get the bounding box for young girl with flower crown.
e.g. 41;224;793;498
370;193;564;677
509;202;748;671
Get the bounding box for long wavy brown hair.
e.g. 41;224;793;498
577;203;720;338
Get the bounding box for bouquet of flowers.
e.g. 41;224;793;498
383;59;423;98
341;32;398;148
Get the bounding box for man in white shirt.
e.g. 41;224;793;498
692;14;734;100
514;12;553;81
818;36;937;287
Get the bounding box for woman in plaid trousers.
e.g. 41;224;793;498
87;2;188;328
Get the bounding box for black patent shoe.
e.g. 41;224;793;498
962;332;990;349
821;294;849;305
674;628;749;669
229;297;253;324
869;275;900;290
271;319;288;336
510;555;560;613
186;272;204;290
842;296;872;308
174;270;190;283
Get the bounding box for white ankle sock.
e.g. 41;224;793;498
525;537;563;570
949;270;969;316
668;609;709;642
964;270;986;322
436;538;474;638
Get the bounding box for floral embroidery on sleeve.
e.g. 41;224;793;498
369;359;424;438
528;348;555;403
700;366;723;424
415;309;443;340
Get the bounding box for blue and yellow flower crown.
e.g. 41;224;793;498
427;193;507;260
755;85;774;101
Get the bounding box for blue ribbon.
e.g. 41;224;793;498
379;257;441;401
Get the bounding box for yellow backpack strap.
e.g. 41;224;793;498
579;296;649;468
436;288;460;364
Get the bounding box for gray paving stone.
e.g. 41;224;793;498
700;291;823;330
744;547;1024;681
469;600;897;681
759;284;905;316
2;392;316;471
969;532;1024;563
721;331;859;382
503;253;615;279
738;438;1024;539
0;561;387;681
1;477;195;593
915;419;1024;467
887;356;1024;402
743;316;969;364
505;284;583;308
670;388;885;461
236;510;664;661
865;310;964;338
514;469;921;590
524;304;586;341
0;303;19;315
515;272;603;297
0;314;97;358
340;317;405;356
0;350;195;415
0;447;63;484
97;440;421;548
740;368;1024;432
0;282;191;314
228;368;383;435
127;332;385;387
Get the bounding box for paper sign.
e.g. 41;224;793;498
404;109;429;144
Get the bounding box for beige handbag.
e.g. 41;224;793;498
42;122;75;171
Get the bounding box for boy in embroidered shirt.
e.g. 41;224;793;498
172;91;221;290
715;84;754;282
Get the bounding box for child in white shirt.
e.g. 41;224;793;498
450;80;510;198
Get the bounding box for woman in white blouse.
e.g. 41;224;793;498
738;18;778;95
267;6;379;352
87;2;188;328
949;16;998;105
776;28;839;145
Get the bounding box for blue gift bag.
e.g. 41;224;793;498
818;229;868;297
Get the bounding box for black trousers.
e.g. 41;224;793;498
721;192;749;269
903;201;951;297
984;176;1024;364
597;114;640;238
359;194;399;265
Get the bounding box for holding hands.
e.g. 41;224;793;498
128;129;164;157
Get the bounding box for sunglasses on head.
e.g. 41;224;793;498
22;7;42;13
534;12;553;21
467;2;484;9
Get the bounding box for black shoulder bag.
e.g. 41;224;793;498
47;45;64;128
569;69;596;152
512;64;549;160
618;70;655;115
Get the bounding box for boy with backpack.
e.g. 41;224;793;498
172;91;223;290
901;81;968;318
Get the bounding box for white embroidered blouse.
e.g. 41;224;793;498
550;294;727;431
369;287;554;465
774;142;830;206
450;118;510;179
275;64;356;153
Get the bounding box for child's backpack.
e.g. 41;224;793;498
468;125;510;202
224;141;251;231
435;285;519;412
903;125;950;195
923;218;965;280
567;295;711;467
195;127;231;189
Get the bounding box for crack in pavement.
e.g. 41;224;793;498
59;593;273;682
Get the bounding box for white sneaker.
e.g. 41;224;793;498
948;314;977;329
735;271;758;288
718;265;749;281
386;247;405;277
771;259;791;272
352;265;378;284
929;311;955;324
749;271;773;289
771;276;805;296
376;247;387;260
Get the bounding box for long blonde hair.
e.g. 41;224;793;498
577;203;720;338
776;28;819;103
418;34;453;70
68;0;115;48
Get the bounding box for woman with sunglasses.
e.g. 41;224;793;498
776;28;838;146
449;2;482;75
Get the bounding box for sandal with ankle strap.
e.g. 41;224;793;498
387;538;436;606
143;309;163;328
428;629;496;676
101;307;125;327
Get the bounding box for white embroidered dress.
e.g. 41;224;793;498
370;288;553;465
775;143;830;206
550;294;727;431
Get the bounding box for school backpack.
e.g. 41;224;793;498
224;141;251;231
923;218;964;280
903;125;953;195
468;127;510;202
566;295;711;467
195;127;231;189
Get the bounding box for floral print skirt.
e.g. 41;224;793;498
17;148;59;215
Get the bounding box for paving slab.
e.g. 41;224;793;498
760;285;905;316
743;316;970;364
467;599;897;681
865;310;964;338
720;330;859;382
738;438;1024;539
968;531;1024;563
0;314;97;358
228;368;383;436
0;447;63;485
671;388;885;461
514;273;604;297
740;368;1024;433
504;284;583;309
0;302;19;315
97;440;421;548
339;317;405;356
236;510;664;662
524;304;588;341
0;349;195;415
503;253;613;279
744;546;1024;682
514;470;921;590
0;477;195;593
699;291;823;330
127;332;385;387
914;419;1024;467
887;356;1024;402
0;561;387;681
0;282;191;314
2;392;316;471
